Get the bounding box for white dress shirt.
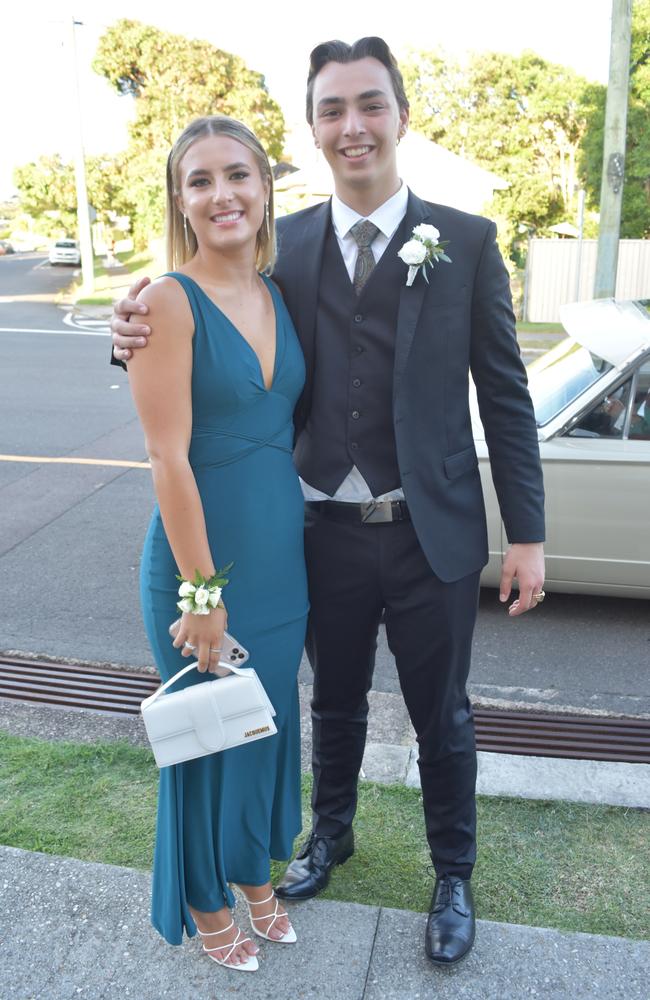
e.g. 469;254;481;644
301;184;409;503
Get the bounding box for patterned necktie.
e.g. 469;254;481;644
350;220;380;295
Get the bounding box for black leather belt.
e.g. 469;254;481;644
307;500;411;524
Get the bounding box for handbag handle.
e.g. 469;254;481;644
141;660;252;710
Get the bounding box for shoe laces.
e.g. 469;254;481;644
296;832;337;867
431;875;469;916
296;832;316;859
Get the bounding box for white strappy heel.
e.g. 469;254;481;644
195;917;259;972
242;889;297;944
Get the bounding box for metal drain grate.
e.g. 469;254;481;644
0;657;157;715
472;708;649;763
1;656;648;763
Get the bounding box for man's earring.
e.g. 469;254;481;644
183;214;190;252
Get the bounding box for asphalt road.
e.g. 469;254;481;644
1;254;648;716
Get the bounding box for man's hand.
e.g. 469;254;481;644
499;542;545;616
111;275;152;363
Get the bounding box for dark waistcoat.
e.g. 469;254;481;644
293;219;407;497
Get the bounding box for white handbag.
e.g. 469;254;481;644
141;660;277;768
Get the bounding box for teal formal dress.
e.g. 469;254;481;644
139;272;308;945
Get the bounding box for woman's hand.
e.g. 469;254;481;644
170;607;229;674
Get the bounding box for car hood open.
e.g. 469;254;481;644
559;299;650;367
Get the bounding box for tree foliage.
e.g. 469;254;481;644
12;154;132;240
404;48;599;258
92;20;286;247
580;0;650;238
13;156;77;236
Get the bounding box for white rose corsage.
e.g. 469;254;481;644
397;224;451;286
176;563;232;615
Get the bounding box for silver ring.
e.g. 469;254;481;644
209;647;222;654
183;642;196;651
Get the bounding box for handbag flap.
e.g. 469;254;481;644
187;686;226;751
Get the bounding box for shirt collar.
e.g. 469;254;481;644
331;183;409;242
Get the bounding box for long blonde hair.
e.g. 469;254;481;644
166;116;276;273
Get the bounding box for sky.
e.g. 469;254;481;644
1;0;614;199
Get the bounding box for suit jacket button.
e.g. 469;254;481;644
351;410;360;419
352;378;361;387
354;314;363;323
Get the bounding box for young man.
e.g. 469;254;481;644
111;37;545;966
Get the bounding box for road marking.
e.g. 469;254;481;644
63;312;110;334
0;454;150;469
0;326;109;337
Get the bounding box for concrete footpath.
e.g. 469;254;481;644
2;846;649;1000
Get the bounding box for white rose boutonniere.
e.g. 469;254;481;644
397;224;451;286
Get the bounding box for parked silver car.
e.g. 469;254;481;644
477;299;650;599
49;240;81;266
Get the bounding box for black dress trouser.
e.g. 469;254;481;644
304;504;480;880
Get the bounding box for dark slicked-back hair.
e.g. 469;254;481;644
306;36;409;125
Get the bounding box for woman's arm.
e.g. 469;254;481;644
128;278;226;672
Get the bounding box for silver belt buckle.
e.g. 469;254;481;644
361;500;394;523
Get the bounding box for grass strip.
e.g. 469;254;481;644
1;732;647;939
72;249;157;306
516;322;564;335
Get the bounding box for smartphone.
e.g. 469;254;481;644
168;619;250;665
219;631;250;666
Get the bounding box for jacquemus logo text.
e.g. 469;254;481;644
245;726;270;737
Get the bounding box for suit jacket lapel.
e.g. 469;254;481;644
393;191;436;403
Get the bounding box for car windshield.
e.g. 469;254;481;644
56;241;76;248
526;338;613;427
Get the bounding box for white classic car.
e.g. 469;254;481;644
477;299;650;599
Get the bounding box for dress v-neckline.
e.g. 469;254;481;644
181;273;279;392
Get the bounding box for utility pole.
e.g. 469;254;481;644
69;16;94;296
593;0;632;299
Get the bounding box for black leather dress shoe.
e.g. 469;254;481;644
425;876;475;965
274;828;354;900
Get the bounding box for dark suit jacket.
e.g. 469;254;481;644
273;189;545;582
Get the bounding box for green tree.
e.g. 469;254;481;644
403;49;597;259
13;156;78;239
580;0;650;238
93;20;285;247
13;154;133;241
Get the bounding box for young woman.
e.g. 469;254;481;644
128;116;308;972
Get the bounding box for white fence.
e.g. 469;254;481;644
524;238;650;322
